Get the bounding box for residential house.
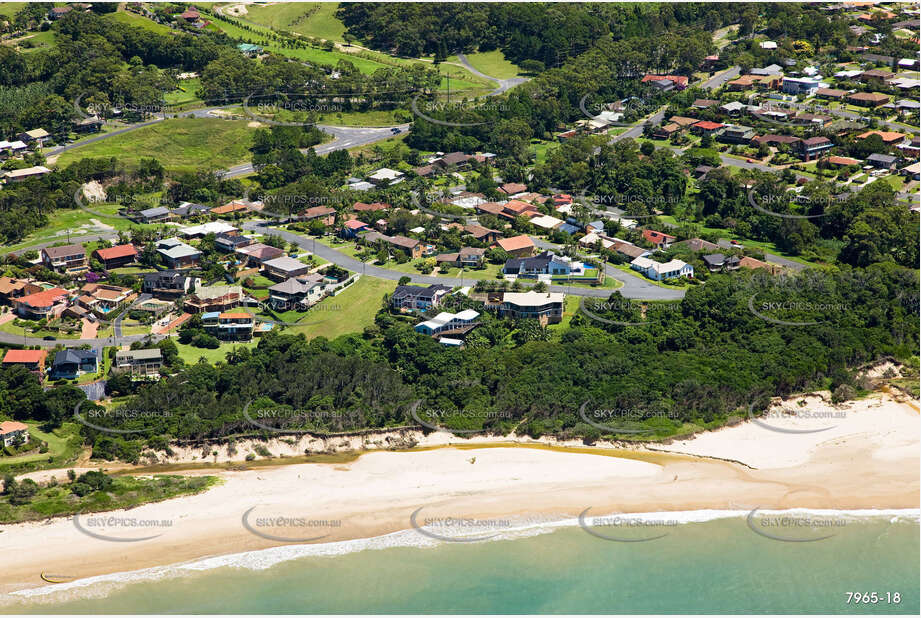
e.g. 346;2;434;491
497;182;528;196
352;201;390;212
435;247;486;268
433;152;471;171
0;277;40;304
262;256;311;281
530;214;564;231
202;311;254;341
142;271;199;299
815;88;847;100
390;284;453;312
642;229;676;249
93;244;138;269
211;200;248;216
464;224;502;244
51;349;99;379
702;253;741;272
77;283;135;314
691;121;725;136
0;421;29;448
503;251;572;277
674;238;720;252
613;241;650;260
751;134;802;148
179;221;238;238
739;256;783;274
137;206;172;223
340;219;370;238
720;101;748;116
171;202;211;218
692;99;720;109
846;92;890;107
235;243;284;266
48;6;72;19
797;136;834;161
653;123;681;139
414;309;480;337
156;238;201;269
859;69;894;83
476;202;507;218
183;284;243;313
792;113;832;126
493;235;535;258
781;76;824;95
367;168;404;186
114;349;162;378
41;244;87;273
299;205;336;226
17;128;50;147
856;130;907;145
640;74;689;90
630;256;694;281
74;116;104;134
237;43;262;56
502;200;538;219
719;125;757;144
2;349;48;379
2;166;52;182
487;291;565;325
268;274;327;310
215;232;252;253
387;235;423;259
900;161;920;181
867;153;898;170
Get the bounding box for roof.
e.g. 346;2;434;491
801;136;831;146
642;229;677;243
236;243;284;260
158;241;200;259
3;166;51;179
301;206;336;218
15;287;68;308
0;421;28;435
269;276;322;294
42;243;84;259
23;128;49;139
498;182;528;195
417;309;480;332
117;348;162;361
219;312;252;319
190;284;242;301
140;206;170;218
95;244;137;261
494;235;534;252
368;168;403;181
392;284;452;301
693;121;724;130
857;130;906;142
211;201;248;215
344;219;369;230
263;256;309;272
828;156;860;166
180;221;237;236
3;349;48;365
867;153;897;163
389;235;419;249
815;88;847;97
501;291;565;306
675;238;720;252
692;99;720;107
353;201;390;211
530;215;563;229
0;277;28;295
53;349;98;366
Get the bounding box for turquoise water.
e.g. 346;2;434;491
4;514;918;614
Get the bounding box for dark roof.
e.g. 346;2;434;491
392;284;452;301
215;232;249;246
53;349;98;366
801;136;831;146
702;254;725;266
440;152;470;165
868;153;897;163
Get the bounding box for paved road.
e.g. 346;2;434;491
609;108;667;143
221;123;411;178
455;53;530;96
701;66;741;90
243;221;685;301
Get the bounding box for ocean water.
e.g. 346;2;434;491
3;511;918;614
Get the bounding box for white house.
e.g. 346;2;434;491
630;256;694;281
414;309;480;336
367;168;404;186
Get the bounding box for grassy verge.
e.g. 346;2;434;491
174;340;259;365
0;474;219;524
447;50;524;80
285;276;396;340
0;422;84;476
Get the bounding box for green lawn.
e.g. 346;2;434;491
13;29;56;53
0;422;84;475
612;263;691;290
54;118;257;173
0;2;26;18
243;2;347;41
174;340;259;365
447;50;524;80
313;109;409;126
105;9;176;35
164;77;203;107
285;276;396;340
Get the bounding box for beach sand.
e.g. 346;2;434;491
1;391;917;595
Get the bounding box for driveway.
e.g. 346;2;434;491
454;53;530;96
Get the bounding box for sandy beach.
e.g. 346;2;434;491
1;390;917;596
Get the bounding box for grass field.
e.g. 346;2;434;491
105;9;175;35
447;50;524;80
243;2;346;41
164;77;203;107
12;29;56;53
175;340;259;365
285;276;396;340
0;2;26;18
0;422;84;475
54;118;257;173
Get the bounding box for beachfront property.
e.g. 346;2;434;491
630;256;694;281
0;420;29;447
2;349;48;380
156;238;201;269
41;244;88;274
268;274;327;310
391;284;453;312
414;309;481;345
486;291;565;325
114;348;163;378
50;348;99;379
202;311;255;341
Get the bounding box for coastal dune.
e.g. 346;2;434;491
1;391;917;597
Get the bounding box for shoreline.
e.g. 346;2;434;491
1;390;918;598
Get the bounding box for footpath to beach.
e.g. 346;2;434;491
2;390;918;596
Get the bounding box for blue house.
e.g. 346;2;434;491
503;251;573;277
51;349;99;379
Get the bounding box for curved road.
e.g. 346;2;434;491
454;53;530;96
242;221;685;301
